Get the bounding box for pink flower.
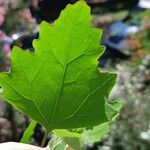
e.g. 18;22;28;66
21;8;32;20
0;0;5;5
0;7;6;15
0;15;4;26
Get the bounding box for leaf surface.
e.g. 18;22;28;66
53;101;122;147
82;100;122;143
0;1;117;131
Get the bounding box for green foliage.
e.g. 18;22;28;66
101;56;150;150
53;101;122;148
0;1;122;146
20;120;37;144
2;0;32;34
83;101;122;143
54;129;83;149
140;29;150;53
48;136;66;150
134;10;150;21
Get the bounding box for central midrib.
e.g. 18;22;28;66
50;64;67;124
50;36;73;124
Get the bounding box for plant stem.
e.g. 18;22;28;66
41;130;48;147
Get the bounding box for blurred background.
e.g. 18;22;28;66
0;0;150;149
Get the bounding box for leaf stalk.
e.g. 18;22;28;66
41;130;48;147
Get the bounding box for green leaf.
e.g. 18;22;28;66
105;100;122;121
54;101;122;146
82;100;122;143
48;135;66;150
82;122;110;143
54;129;82;150
64;137;82;150
54;129;81;138
20;120;37;144
0;1;117;131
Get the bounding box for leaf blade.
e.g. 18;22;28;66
0;1;118;131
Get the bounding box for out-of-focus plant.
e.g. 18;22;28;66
1;0;35;35
140;25;150;53
99;55;150;150
0;0;38;72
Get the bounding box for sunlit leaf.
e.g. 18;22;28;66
0;1;118;132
